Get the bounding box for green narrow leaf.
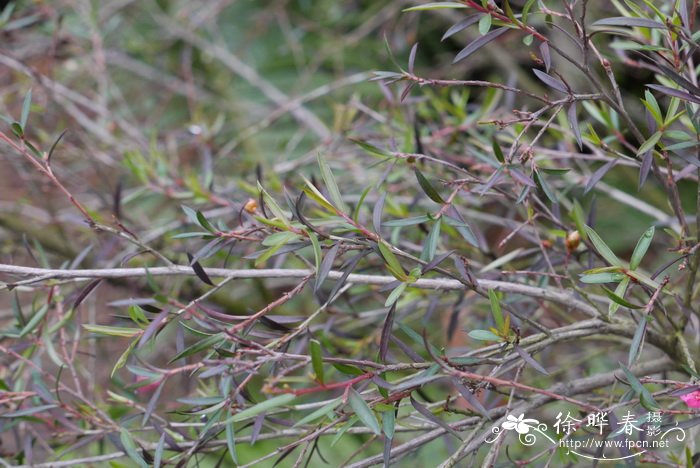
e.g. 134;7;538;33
82;324;142;338
637;131;662;156
294;398;341;427
491;138;504;163
20;89;32;129
414;167;445;204
378;242;406;280
317;153;347;212
583;225;625;267
310;339;324;384
628;318;647;366
348;389;381;435
229;394;296;422
385;282;407;307
478;13;491;35
420;218;441;262
307;230;322;273
18;304;49;337
468;329;502;341
488;289;504;331
112;339;139;378
620;363;659;410
630;226;655;270
120;428;149;468
579;272;626;284
570;200;588;241
608;276;630;315
258;182;292;228
196;211;215;233
225;413;238;465
534;170;556;202
168;333;224;363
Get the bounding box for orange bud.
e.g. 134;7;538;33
243;198;258;214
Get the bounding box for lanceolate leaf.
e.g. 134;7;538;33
453;27;508;64
404;2;468;12
637;131;662;156
514;346;549;375
348;389;381;435
410;395;462;440
379;304;396;362
414;167;445;204
592;17;665;29
441;14;482;41
630;226;655;270
309;339;325;384
567;103;582;149
583;225;624;267
584;159;617;194
533;69;568;93
602;283;643;309
646;84;700;105
628;318;647;367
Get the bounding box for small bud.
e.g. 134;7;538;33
243;198;258;214
566;230;581;251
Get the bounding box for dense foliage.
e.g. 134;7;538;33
1;1;700;466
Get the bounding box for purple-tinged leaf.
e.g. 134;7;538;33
679;0;689;28
539;42;551;72
142;379;166;426
390;336;424;363
400;82;415;102
373;192;386;233
379;304;396;362
1;404;58;418
649;61;700;96
328;251;367;299
315;243;340;292
514;346;549;375
478;166;504;195
628;318;647;366
72;279;102;311
669;385;700;397
509;167;537;187
441;14;482;41
410;396;463;440
251;413;265;445
452;378;490;419
372;375;394;389
383;434;392;468
533;69;568;93
584;159;617;194
453;256;477;286
191;237;225;264
453;27;508;64
408;43;418;74
592;17;665;29
646;84;700;105
638;150;653;189
259;316;291;332
138;308;169;349
186;253;215;286
421;250;454;274
567;103;582;150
